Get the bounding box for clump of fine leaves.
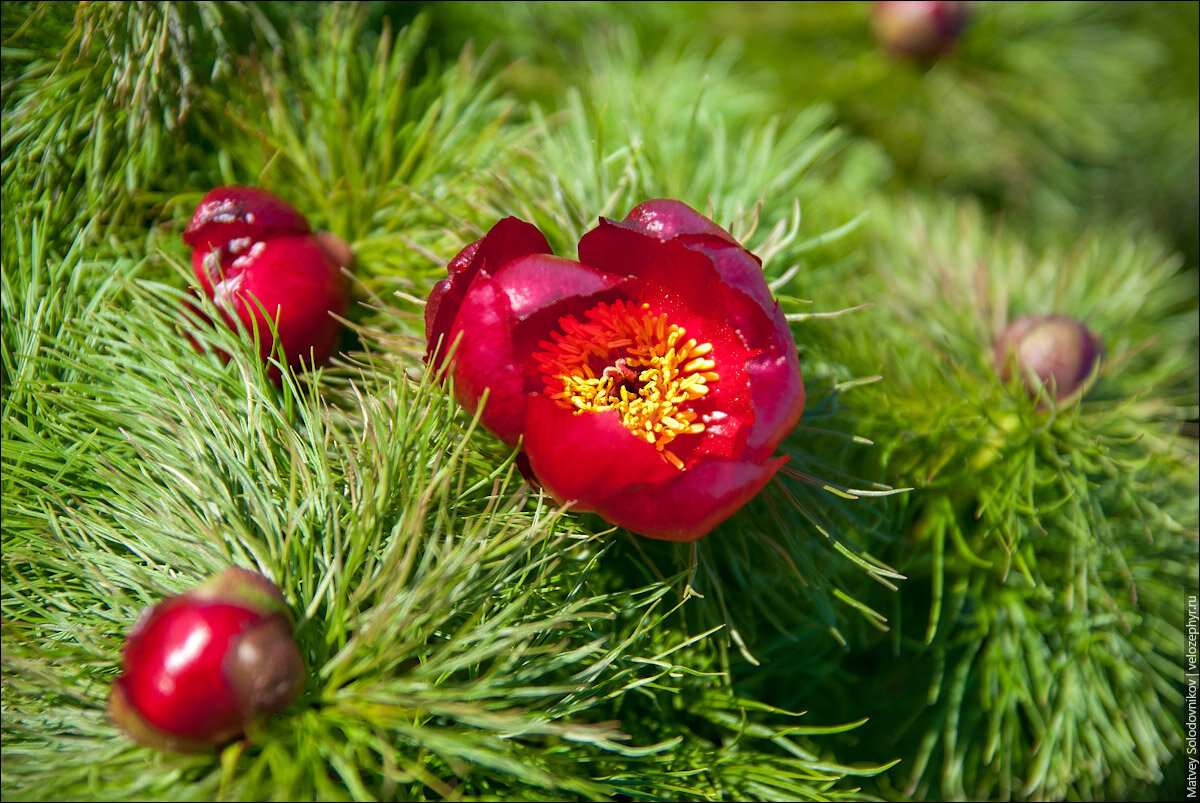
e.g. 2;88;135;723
1;1;304;247
4;4;894;801
795;195;1199;800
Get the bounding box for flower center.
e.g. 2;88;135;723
533;300;718;469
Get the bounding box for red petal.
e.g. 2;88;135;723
590;455;789;542
444;275;527;445
509;282;633;391
443;255;618;446
579;220;778;354
579;220;730;324
118;601;258;741
745;348;806;459
678;238;805;457
425;218;551;370
578;223;759;460
580;219;804;460
183;186;311;251
495;254;617;323
215;235;349;371
678;236;773;322
616;198;739;246
611;199;784;347
524;394;679;506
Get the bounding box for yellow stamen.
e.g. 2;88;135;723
533;300;719;469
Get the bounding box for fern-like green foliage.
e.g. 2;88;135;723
0;1;306;248
7;2;1195;800
679;1;1200;265
412;1;1199;263
798;195;1199;800
191;9;519;291
3;4;895;800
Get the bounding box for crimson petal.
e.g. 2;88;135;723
678;238;805;458
581;222;786;461
745;348;806;459
495;254;617;323
616;198;740;246
678;236;775;324
589;211;806;460
613;199;786;339
183;186;311;252
425;218;551;371
444;255;616;445
579;220;730;325
591;455;789;542
524;394;679;507
443;275;525;443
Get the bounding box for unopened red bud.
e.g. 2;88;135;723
995;314;1104;402
183;185;310;253
183;186;352;378
109;567;304;752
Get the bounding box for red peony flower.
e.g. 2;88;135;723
183;186;352;377
426;200;805;542
109;567;305;753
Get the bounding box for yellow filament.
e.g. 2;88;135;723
533;300;718;469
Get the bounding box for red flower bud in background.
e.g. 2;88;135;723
109;567;305;753
184;186;352;377
426;200;805;542
872;1;971;61
994;313;1104;402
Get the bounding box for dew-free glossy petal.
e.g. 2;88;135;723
592;455;789;542
425;218;552;370
524;394;679;506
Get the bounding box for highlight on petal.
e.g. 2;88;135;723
425;218;552;371
493;254;618;323
616;198;739;246
183;185;311;252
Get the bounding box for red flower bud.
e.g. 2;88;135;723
426;200;805;542
183;185;311;255
109;567;305;752
995;314;1104;402
184;186;352;378
872;1;970;61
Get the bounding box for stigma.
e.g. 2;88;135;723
532;300;719;469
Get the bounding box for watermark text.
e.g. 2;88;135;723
1186;594;1197;797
